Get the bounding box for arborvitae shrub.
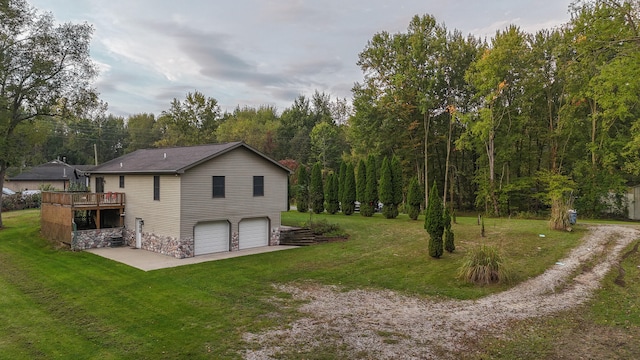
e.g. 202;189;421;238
296;165;309;213
361;154;378;217
391;156;403;216
444;207;455;253
325;173;340;214
379;157;395;219
310;162;324;214
424;182;444;258
342;163;356;215
407;176;422;220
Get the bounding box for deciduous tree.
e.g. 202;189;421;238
0;0;98;227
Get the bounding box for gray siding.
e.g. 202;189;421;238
180;147;288;239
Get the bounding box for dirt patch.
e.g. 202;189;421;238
243;225;640;359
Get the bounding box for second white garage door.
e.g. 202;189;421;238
194;221;230;255
239;218;269;250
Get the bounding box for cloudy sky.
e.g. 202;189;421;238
29;0;573;117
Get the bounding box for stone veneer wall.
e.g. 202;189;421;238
72;228;124;251
270;227;280;246
123;229;194;258
231;231;239;251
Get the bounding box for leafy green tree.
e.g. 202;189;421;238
361;154;378;217
342;163;357;215
325;173;340;214
296;165;309;213
310;121;343;170
407;176;423;220
310;162;324;214
216;106;279;156
0;0;97;227
463;26;531;216
425;182;444;258
379;157;394;218
126;113;161;152
155;91;221;147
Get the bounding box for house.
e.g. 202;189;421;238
6;160;91;192
627;185;640;220
88;142;291;258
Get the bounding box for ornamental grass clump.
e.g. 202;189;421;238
458;245;510;285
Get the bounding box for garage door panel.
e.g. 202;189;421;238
194;221;229;255
239;218;268;250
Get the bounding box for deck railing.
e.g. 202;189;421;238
42;191;125;207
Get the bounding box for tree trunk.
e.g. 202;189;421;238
424;110;431;205
443;111;453;207
0;161;6;228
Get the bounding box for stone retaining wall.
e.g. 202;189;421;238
72;228;124;251
124;229;194;258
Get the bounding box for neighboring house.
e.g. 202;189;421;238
6;160;91;192
89;142;291;258
627;185;640;220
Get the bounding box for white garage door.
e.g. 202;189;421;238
239;218;269;250
194;221;229;255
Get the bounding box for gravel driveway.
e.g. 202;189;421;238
243;225;640;359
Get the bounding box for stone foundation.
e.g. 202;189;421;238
72;228;124;251
123;229;194;258
270;227;280;246
231;231;240;251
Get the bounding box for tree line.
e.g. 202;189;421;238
3;0;640;227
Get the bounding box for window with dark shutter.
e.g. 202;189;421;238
153;176;160;200
253;176;264;197
119;175;125;188
212;176;225;198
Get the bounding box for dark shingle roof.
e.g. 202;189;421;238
90;142;290;174
10;160;88;181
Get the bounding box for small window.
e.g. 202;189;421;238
119;175;125;188
212;176;225;198
153;176;160;201
253;176;264;197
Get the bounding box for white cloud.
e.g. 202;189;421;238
29;0;574;116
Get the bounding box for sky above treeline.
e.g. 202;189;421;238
29;0;573;117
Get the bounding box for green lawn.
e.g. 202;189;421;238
0;209;604;359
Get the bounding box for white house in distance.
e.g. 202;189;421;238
89;142;291;258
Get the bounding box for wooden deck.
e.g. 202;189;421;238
42;191;125;209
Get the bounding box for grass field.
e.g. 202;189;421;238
0;209;637;359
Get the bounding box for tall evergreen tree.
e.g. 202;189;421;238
444;206;455;252
310;162;325;214
379;157;395;218
407;176;423;220
425;182;444;258
325;173;340;214
391;156;404;217
356;159;367;210
338;161;347;210
343;163;357;215
296;165;309;213
362;154;378;217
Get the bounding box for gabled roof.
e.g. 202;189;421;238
9;160;89;181
90;142;291;175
